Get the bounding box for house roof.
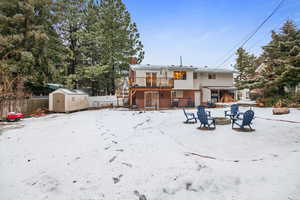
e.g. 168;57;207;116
130;64;236;73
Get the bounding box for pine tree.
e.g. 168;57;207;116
74;65;110;95
74;1;110;94
0;0;66;94
259;20;300;96
234;47;259;89
56;0;88;75
95;0;144;94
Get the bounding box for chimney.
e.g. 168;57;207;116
129;57;138;65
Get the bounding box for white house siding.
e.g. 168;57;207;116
173;71;194;89
202;88;211;102
193;72;234;89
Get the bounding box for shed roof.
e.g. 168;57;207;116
47;83;63;90
52;88;88;95
130;64;236;73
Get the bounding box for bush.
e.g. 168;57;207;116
256;90;300;107
262;97;281;107
287;91;300;103
250;92;263;101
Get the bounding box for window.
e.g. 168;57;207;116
172;91;183;98
208;73;216;79
160;70;168;77
146;72;157;87
193;72;197;79
173;71;186;80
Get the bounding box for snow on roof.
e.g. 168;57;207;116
47;83;63;90
130;64;236;73
131;64;194;71
53;88;88;95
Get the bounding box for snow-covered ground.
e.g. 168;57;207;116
1;107;300;200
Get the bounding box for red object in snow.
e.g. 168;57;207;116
7;112;24;121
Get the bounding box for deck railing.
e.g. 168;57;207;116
171;98;195;107
129;77;174;88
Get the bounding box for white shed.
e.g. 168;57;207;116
49;89;89;113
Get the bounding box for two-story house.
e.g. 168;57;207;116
128;64;236;109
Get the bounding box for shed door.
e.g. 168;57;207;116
53;93;65;112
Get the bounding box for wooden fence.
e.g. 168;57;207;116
0;97;48;119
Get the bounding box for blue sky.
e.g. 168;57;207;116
123;0;300;68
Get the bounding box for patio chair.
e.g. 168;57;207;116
197;105;211;117
183;108;197;123
224;104;240;119
232;110;254;130
207;101;216;108
197;110;216;129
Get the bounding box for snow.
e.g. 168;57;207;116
0;107;300;200
215;100;257;107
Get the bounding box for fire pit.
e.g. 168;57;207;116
214;117;231;125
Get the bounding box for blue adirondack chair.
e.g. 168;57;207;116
197;110;216;129
225;104;240;119
197;105;211;117
232;110;254;130
183;108;197;123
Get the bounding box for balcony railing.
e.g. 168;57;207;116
171;98;195;107
129;77;174;88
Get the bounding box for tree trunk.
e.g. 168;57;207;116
278;86;285;96
68;36;77;75
111;65;115;95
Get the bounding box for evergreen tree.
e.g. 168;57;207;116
74;1;111;94
234;47;259;89
259;20;300;95
95;0;144;94
75;65;110;95
56;0;87;75
0;0;66;94
75;0;144;94
1;0;144;95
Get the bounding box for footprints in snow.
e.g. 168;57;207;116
112;174;123;184
25;175;59;193
109;155;117;163
98;122;132;185
134;190;147;200
121;162;133;168
133;118;151;129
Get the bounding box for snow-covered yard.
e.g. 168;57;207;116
1;107;300;200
